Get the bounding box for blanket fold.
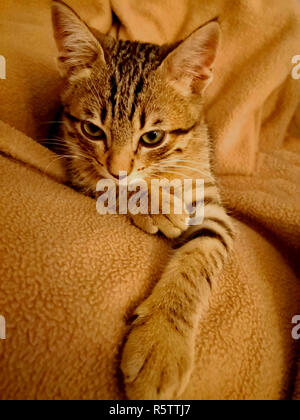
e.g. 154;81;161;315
0;0;299;400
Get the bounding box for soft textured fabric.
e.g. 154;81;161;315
0;0;299;400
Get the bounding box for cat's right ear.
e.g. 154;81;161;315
160;22;221;96
52;1;106;77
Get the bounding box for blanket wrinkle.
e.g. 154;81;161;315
0;0;299;400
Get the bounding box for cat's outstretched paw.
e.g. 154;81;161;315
121;301;194;400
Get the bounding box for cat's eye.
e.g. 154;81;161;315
81;121;106;141
140;130;165;148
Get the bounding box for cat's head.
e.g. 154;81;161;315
52;1;220;194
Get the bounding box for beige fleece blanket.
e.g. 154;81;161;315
0;0;299;400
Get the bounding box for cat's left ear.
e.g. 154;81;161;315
161;22;221;95
52;1;106;77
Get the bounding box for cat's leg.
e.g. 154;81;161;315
121;208;234;400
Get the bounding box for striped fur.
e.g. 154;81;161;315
52;1;233;400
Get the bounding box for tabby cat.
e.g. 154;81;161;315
52;0;234;400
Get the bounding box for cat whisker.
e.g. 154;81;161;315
51;147;91;162
39;141;90;158
38;137;72;145
149;169;191;178
163;158;208;167
156;162;209;173
44;154;87;173
40;121;67;126
157;165;214;181
39;138;91;160
161;158;210;168
150;164;214;182
38;141;71;149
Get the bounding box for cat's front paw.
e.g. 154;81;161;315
130;186;190;239
130;213;189;239
121;301;194;400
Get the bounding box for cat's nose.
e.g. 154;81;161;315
107;152;133;180
109;170;127;180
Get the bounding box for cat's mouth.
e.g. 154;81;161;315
94;167;147;188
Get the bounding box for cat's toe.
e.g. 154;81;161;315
130;214;159;235
151;214;189;239
152;215;183;239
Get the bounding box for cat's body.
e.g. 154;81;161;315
52;1;234;400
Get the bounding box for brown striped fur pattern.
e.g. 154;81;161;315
52;1;234;400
